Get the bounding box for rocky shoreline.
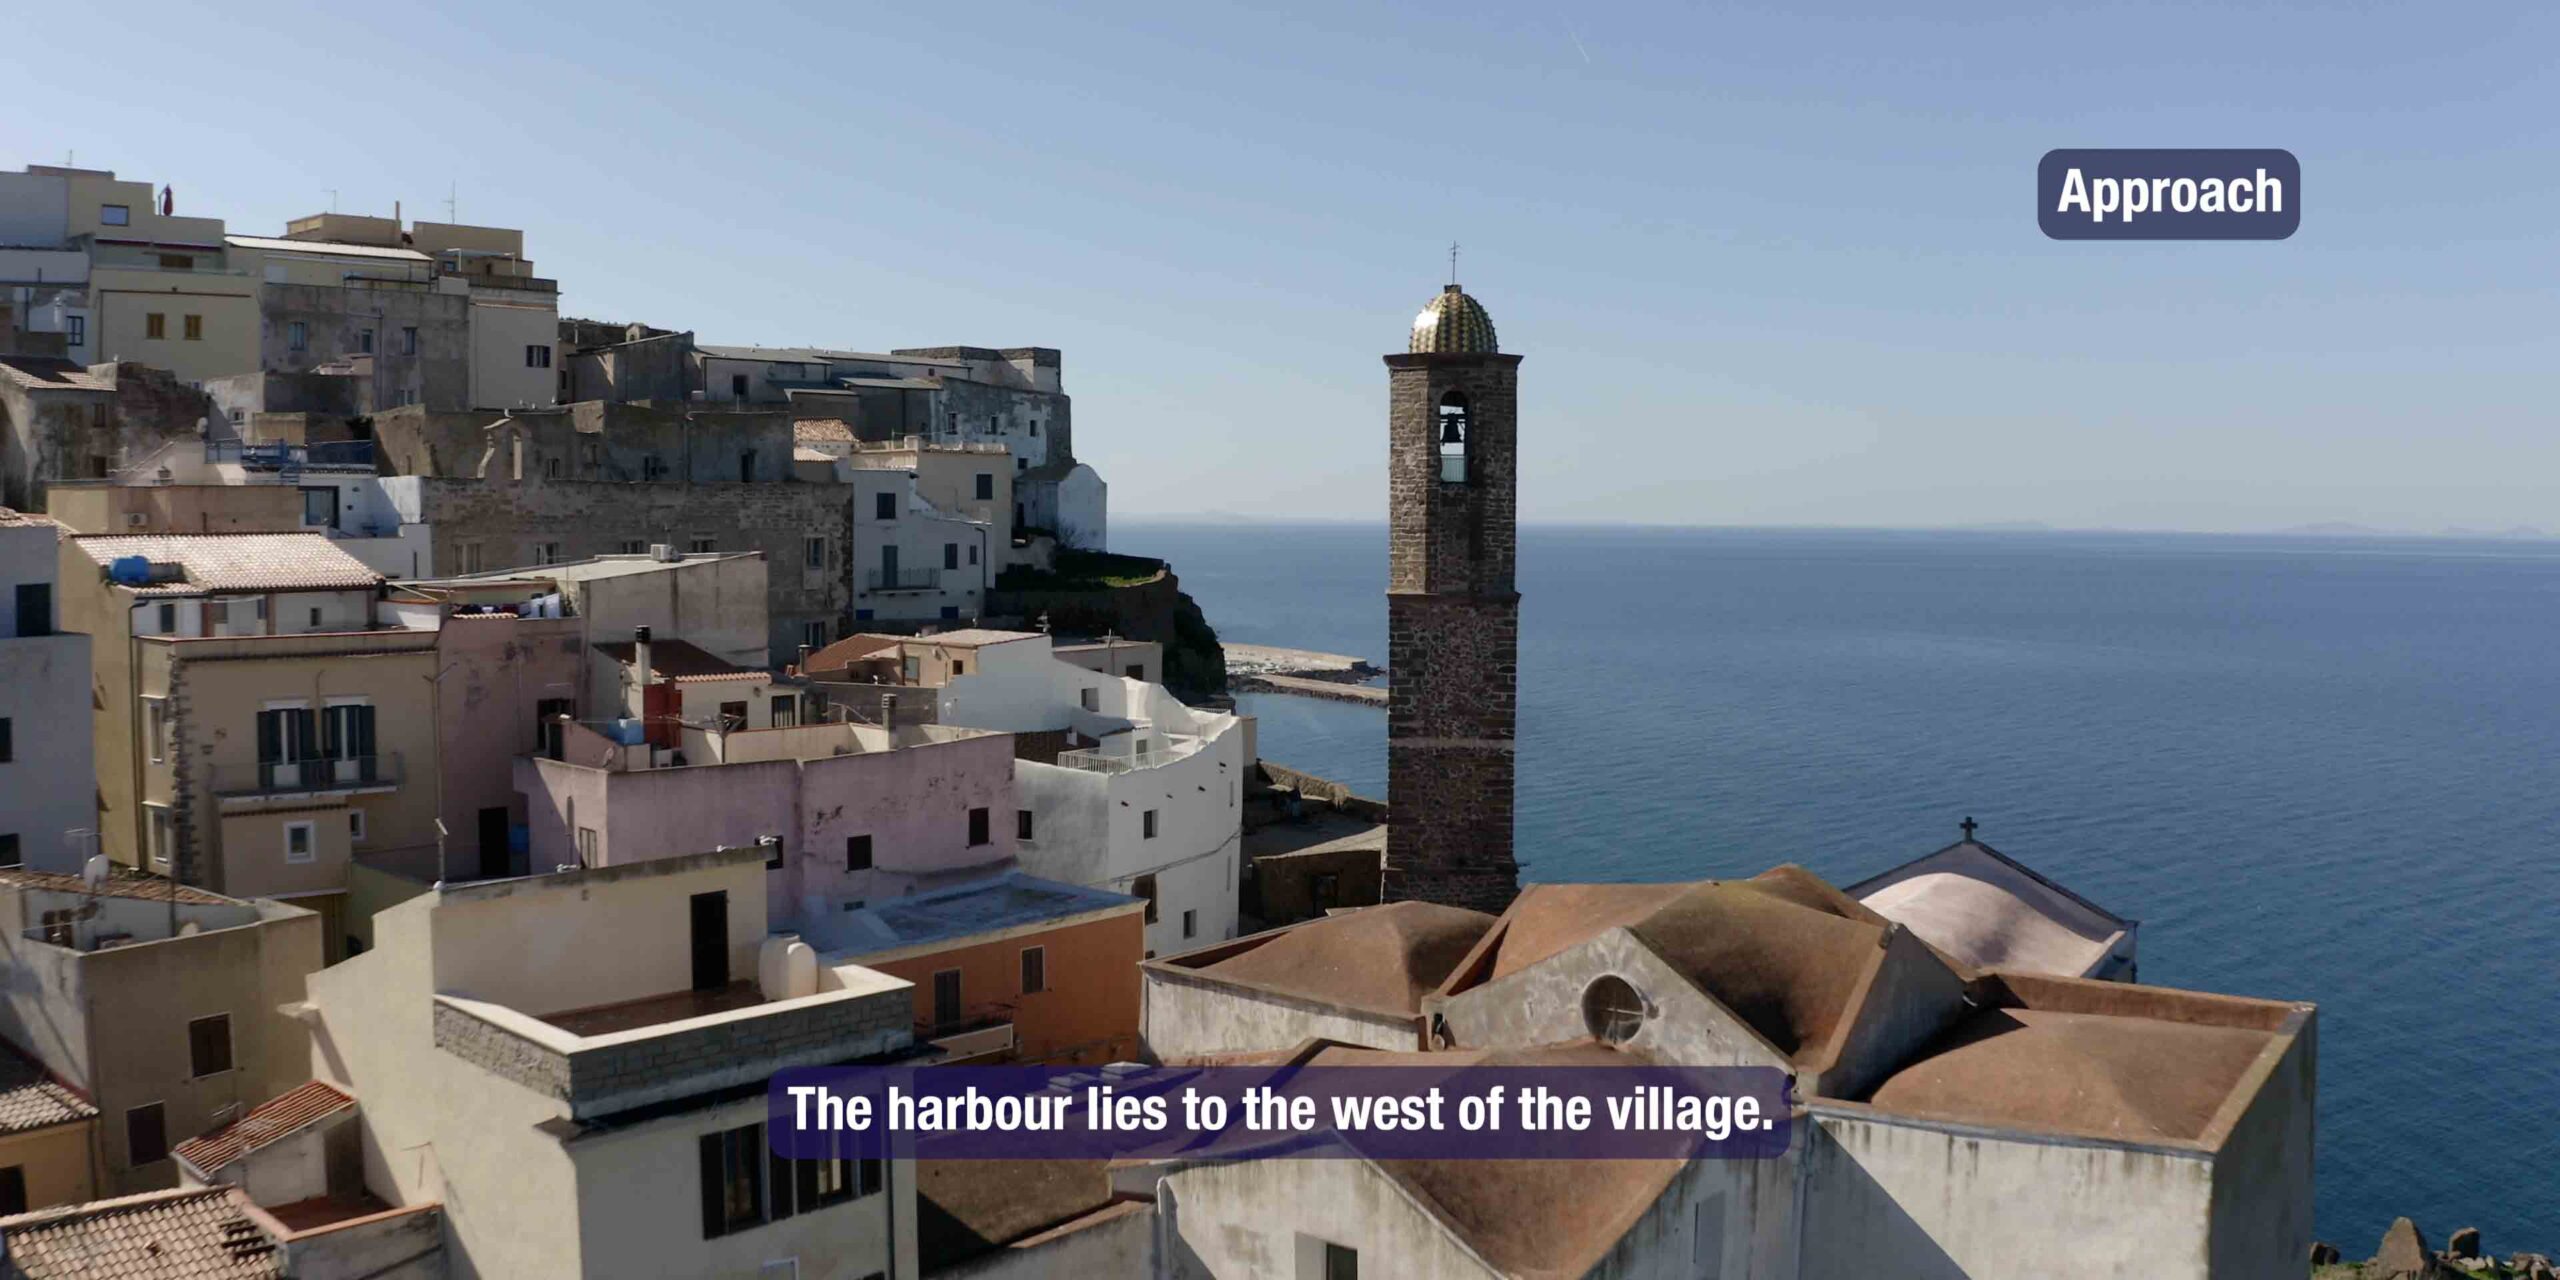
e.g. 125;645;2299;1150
2316;1219;2554;1279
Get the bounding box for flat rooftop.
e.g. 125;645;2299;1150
539;981;765;1037
807;872;1139;959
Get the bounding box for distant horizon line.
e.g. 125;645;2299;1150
1111;514;2560;542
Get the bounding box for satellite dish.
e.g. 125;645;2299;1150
82;854;110;892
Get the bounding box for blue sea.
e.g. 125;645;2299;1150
1126;519;2560;1253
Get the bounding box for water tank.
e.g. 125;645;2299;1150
108;555;153;585
758;934;818;1000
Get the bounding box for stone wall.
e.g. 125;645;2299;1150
413;476;854;664
257;282;470;411
431;986;910;1121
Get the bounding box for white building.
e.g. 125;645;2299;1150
299;846;921;1279
934;631;1247;957
0;511;90;872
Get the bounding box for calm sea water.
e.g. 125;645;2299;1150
1127;519;2560;1251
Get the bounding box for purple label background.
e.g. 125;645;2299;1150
2038;148;2301;240
767;1064;1792;1161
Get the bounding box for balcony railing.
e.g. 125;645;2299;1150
212;753;402;798
867;567;940;591
1054;749;1142;774
203;440;376;472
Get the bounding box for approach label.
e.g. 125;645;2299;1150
2039;149;2300;240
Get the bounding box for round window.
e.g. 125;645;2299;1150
1581;975;1648;1044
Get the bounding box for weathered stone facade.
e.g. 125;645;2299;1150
1382;344;1524;913
413;475;854;664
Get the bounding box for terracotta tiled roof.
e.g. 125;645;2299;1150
172;1082;353;1176
793;418;856;443
0;867;235;907
0;1186;279;1279
591;637;766;682
0;355;114;393
1191;902;1494;1018
70;534;381;597
0;1042;95;1136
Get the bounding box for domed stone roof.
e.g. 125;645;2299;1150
1410;284;1498;354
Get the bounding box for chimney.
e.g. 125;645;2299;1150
629;625;653;718
881;692;897;738
796;643;813;675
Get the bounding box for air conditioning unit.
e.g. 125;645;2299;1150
123;513;148;528
649;544;679;562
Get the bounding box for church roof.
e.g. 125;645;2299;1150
1846;837;2133;978
1864;1006;2272;1143
1183;901;1495;1018
1409;284;1498;354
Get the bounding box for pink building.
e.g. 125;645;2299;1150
514;719;1023;922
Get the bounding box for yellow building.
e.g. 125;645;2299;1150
0;1042;96;1215
58;532;438;954
52;168;258;385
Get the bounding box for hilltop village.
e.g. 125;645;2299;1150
0;161;2327;1278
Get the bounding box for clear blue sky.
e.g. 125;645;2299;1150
14;2;2556;531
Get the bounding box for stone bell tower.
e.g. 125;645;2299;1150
1382;281;1522;912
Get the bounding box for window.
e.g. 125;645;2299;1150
1015;458;1026;471
1133;874;1158;924
1581;975;1649;1044
358;328;375;354
1021;946;1046;994
805;537;826;570
873;492;896;520
950;660;965;677
149;808;174;868
100;204;129;226
0;835;17;870
968;544;978;566
188;1013;233;1078
0;1166;23;1216
698;1122;764;1238
1016;809;1034;841
967;807;990;847
1324;1242;1360;1280
542;456;564;480
1182;909;1197;939
803;620;827;651
0;716;11;762
525;344;552;368
1079;687;1099;713
283;820;315;864
688;537;716;553
618;540;646;555
1029;420;1040;436
642;456;667;481
939;606;960;621
457;542;484;574
974;473;993;500
65;315;83;346
931;969;962;1028
145;312;166;339
577;827;598;863
182;314;202;341
1437;390;1470;483
287;320;307;351
154;602;175;633
771;695;798;729
535;541;562;565
731;373;749;398
349;809;367;843
943;543;959;571
845;835;872;872
127;1103;167;1166
719;701;748;730
1143;809;1159;840
400;326;418;355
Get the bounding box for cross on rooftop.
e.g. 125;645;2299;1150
1960;816;1978;841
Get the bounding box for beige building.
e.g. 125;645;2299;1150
300;846;921;1278
0;868;321;1197
59;532;434;952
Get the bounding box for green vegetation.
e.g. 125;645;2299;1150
994;549;1168;591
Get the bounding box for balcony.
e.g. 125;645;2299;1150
1054;749;1139;774
212;753;403;799
867;567;940;592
